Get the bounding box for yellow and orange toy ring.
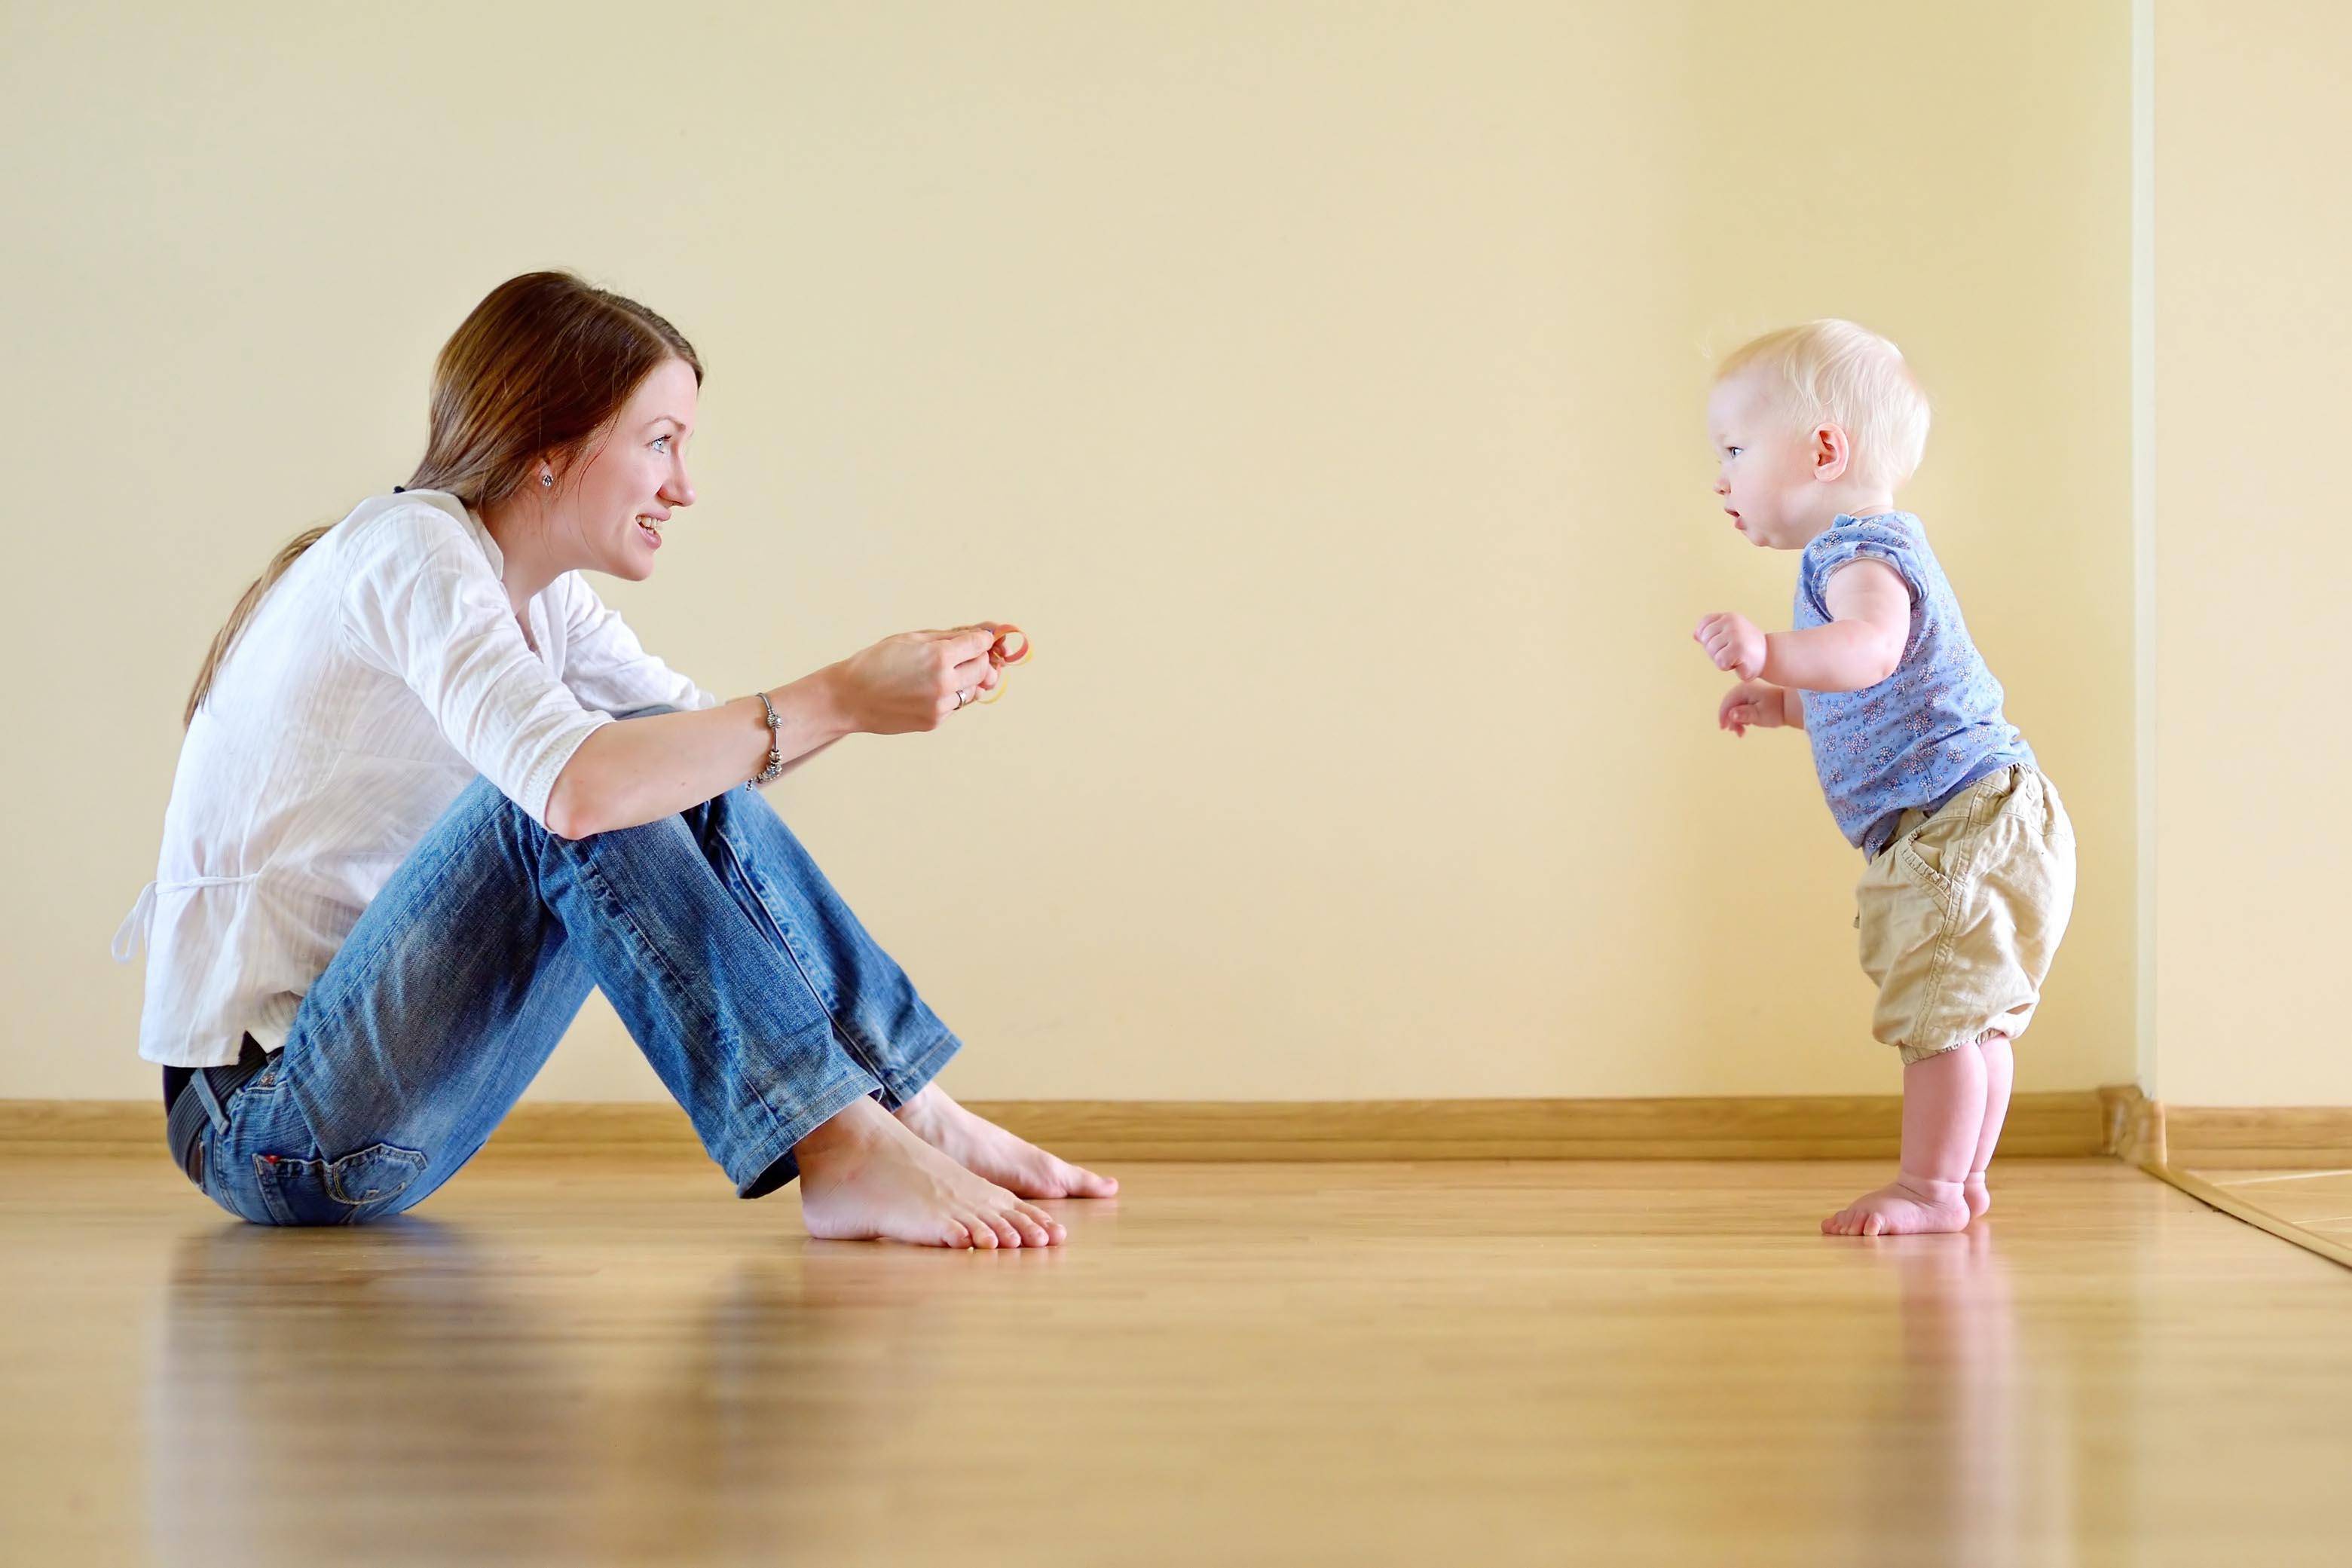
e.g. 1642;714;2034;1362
976;624;1032;705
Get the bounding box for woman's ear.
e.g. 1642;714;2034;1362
1812;422;1853;484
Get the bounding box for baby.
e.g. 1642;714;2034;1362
1693;320;2076;1236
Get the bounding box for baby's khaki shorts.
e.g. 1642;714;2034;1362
1855;765;2076;1066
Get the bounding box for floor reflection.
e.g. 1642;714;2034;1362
1846;1224;2060;1568
148;1218;1055;1565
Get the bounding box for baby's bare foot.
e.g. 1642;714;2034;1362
795;1096;1068;1249
1964;1173;1990;1221
895;1084;1118;1200
1822;1173;1974;1237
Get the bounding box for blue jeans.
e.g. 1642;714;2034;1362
188;766;962;1226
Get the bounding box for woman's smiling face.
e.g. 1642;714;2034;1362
552;355;699;580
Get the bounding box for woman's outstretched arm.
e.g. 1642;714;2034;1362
543;626;1003;839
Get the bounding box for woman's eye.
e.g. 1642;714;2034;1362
653;436;671;453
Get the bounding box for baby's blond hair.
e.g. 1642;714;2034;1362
1714;319;1930;490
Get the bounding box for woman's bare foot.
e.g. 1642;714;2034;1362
894;1084;1118;1200
1823;1173;1974;1237
1964;1173;1990;1221
794;1096;1069;1249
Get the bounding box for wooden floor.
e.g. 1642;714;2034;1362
2182;1166;2352;1262
4;1152;2348;1567
2227;1168;2352;1233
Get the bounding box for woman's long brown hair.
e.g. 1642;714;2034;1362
185;272;702;726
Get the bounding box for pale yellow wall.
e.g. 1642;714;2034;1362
2149;2;2352;1105
2;3;2135;1102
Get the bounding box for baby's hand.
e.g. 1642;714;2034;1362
1717;680;1786;738
1693;612;1766;681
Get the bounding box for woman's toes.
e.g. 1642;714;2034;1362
1008;1212;1051;1248
986;1212;1024;1249
964;1213;1000;1249
1025;1206;1066;1245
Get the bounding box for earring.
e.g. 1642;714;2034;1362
540;471;554;488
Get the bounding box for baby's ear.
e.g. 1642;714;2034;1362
1812;422;1853;482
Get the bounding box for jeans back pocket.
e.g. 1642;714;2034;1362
255;1142;429;1227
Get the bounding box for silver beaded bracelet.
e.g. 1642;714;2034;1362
752;692;786;784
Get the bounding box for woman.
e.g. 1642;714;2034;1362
115;271;1113;1248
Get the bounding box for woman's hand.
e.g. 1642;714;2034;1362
832;626;1005;735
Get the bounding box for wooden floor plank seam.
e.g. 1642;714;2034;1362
2140;1164;2352;1272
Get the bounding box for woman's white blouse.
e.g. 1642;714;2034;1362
114;490;718;1067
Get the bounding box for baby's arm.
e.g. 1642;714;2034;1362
1696;563;1907;691
1764;558;1909;691
1717;680;1803;736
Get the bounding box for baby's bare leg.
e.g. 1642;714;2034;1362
1964;1032;2014;1218
1824;1044;1985;1236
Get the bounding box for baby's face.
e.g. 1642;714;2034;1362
1706;371;1822;549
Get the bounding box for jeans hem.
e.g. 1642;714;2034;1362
870;1032;962;1111
733;1068;882;1200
